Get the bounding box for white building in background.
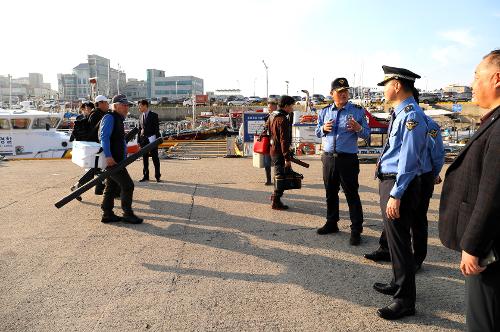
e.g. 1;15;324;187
58;54;126;101
123;79;147;101
0;73;55;103
443;84;471;94
146;69;203;100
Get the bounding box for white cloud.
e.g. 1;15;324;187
438;29;476;48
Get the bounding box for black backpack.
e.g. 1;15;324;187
70;115;91;141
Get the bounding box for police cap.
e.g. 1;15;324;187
377;65;421;86
331;77;349;91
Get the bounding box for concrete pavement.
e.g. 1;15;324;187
0;157;465;331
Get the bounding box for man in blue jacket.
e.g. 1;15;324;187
99;94;143;224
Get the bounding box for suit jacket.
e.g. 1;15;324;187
439;106;500;257
139;110;160;147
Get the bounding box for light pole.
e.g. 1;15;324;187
285;81;289;95
253;78;256;96
262;60;268;98
8;74;12;108
175;80;178;100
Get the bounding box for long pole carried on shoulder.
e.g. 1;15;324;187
55;137;163;209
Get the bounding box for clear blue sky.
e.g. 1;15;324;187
0;0;498;96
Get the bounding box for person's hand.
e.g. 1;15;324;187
386;197;400;219
347;118;362;132
106;157;117;167
434;175;442;184
285;160;291;168
460;250;486;276
323;120;333;132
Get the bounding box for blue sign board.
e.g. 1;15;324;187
243;113;268;142
452;104;462;113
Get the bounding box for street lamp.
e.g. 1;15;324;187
285;81;289;95
253;78;256;96
175;80;178;100
262;60;268;98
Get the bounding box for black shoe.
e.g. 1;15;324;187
373;282;399;296
317;223;339;235
265;181;273;186
94;183;104;195
123;214;143;224
156;178;161;183
76;196;82;202
272;202;289;210
101;214;122;223
349;232;361;246
376;301;415;320
364;248;391;262
139;178;149;182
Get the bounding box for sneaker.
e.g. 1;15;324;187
317;222;339;235
122;214;143;224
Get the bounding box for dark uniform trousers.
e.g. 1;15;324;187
378;171;434;265
101;168;134;216
142;147;161;180
379;176;421;305
466;262;500;332
272;155;285;198
321;152;364;233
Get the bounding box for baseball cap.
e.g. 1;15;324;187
95;95;108;103
111;94;133;106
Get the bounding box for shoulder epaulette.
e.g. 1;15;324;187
404;104;414;113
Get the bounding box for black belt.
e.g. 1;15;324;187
323;152;357;157
377;173;397;180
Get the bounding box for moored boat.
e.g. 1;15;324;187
0;108;72;159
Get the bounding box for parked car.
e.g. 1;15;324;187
227;98;248;106
247;96;262;104
292;96;302;102
183;98;193;106
312;94;325;102
268;94;281;101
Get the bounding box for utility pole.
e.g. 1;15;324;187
285;81;289;95
8;74;12;108
262;60;268;98
117;63;121;95
253;78;256;96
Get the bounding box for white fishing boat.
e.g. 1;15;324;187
0;108;72;159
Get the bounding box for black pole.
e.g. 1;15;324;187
73;127;140;188
55;137;163;209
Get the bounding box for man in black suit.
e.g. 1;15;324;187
439;49;500;332
138;99;161;182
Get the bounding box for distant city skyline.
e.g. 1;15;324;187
1;0;499;97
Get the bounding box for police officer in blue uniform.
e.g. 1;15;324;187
365;113;445;270
315;78;370;245
372;66;429;320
